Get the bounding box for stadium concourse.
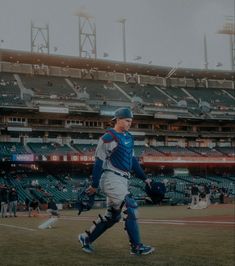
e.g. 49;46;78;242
0;48;234;212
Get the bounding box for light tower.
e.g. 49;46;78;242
218;14;235;70
74;10;97;59
203;34;209;70
117;18;127;62
30;21;50;54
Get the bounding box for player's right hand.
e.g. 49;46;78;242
86;185;97;195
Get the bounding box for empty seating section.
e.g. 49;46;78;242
8;177;33;203
189;147;223;156
0;142;232;159
162;87;188;101
162;87;197;107
71;79;129;102
185;87;235;107
216;147;235;157
134;145;163;157
27;142;73;156
0;73;25;106
0;72;234;111
0;95;25;106
31;175;78;203
1;172;234;204
72;144;96;155
129;178;145;199
154;146;196;156
20;74;75;97
152;175;234;204
222;89;235;106
0;73;20;96
0;142;27;160
116;83;172;104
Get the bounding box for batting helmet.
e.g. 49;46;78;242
112;107;133;121
145;181;166;204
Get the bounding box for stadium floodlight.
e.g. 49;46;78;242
203;34;209;70
217;2;235;71
74;9;94;19
117;18;127;62
74;8;96;59
30;21;50;54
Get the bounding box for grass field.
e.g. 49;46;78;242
0;204;234;266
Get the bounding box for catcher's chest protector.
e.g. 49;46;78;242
107;129;133;172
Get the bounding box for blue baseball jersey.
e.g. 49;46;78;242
91;128;146;188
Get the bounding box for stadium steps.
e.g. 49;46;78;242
181;88;198;103
199;176;220;183
66;143;78;153
154;86;178;103
65;78;80;98
224;176;235;182
113;83;133;101
29;188;49;204
8;177;33;203
14;74;34;103
24;143;34;154
173;176;194;184
222;89;235;101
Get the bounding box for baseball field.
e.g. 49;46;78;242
0;203;234;266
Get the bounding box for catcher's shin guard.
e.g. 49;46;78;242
123;194;141;246
86;207;121;243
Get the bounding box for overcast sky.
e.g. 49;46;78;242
0;0;234;70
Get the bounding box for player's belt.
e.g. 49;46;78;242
103;169;130;179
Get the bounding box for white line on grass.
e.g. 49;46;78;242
140;221;185;225
58;216;235;225
0;223;37;231
59;216;185;225
142;219;235;225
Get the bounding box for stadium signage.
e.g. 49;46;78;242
39;106;69;114
70;155;95;162
40;154;95;163
12;154;34;162
7;127;32;132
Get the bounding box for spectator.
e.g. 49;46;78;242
9;188;18;217
204;184;211;206
0;185;9;218
190;184;199;208
47;198;59;217
25;197;30;211
29;199;40;217
219;187;226;204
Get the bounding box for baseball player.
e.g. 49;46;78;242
78;107;155;255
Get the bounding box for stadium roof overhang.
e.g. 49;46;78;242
0;48;234;80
